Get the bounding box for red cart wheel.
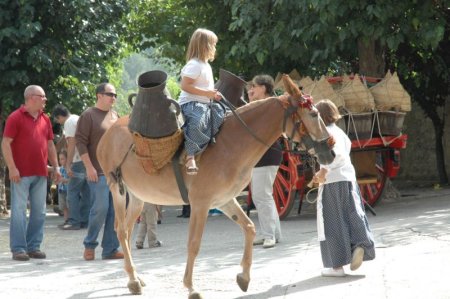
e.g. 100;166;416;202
358;150;388;207
273;153;300;219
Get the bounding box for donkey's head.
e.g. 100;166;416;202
280;74;335;165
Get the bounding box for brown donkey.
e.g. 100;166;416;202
97;75;335;299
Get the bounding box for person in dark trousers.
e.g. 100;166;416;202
52;104;91;230
177;205;190;218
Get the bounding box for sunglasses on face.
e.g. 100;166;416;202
101;92;117;98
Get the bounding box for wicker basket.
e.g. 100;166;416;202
339;74;375;113
298;76;314;93
274;74;302;93
336;116;347;133
288;69;302;81
374;110;406;136
370;71;411;112
308;76;345;107
132;129;184;174
344;111;375;140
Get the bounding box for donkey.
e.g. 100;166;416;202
97;75;335;299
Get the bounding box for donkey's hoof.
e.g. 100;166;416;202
127;280;143;295
188;290;203;299
236;273;250;292
138;276;146;287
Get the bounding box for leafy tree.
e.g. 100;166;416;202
125;0;246;78
128;0;449;182
114;48;181;116
0;0;130;117
0;0;131;212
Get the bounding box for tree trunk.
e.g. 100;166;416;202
357;38;385;77
0;120;9;216
432;118;449;184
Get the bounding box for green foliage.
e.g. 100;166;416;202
166;77;181;100
126;0;448;181
0;0;130;117
113;48;181;116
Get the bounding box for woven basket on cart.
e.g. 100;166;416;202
370;71;411;112
288;69;302;81
298;76;314;93
374;110;406;136
274;70;302;92
344;111;375;140
307;76;345;108
339;74;375;113
132;129;184;174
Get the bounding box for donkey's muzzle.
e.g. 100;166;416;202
314;139;336;165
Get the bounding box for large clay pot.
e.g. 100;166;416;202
215;69;247;107
128;70;181;138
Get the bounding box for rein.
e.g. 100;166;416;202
220;94;311;154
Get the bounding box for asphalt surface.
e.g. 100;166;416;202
1;186;450;299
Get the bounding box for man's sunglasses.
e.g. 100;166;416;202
101;92;117;98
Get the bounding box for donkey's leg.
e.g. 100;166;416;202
124;193;146;288
219;198;256;292
110;186;144;294
183;204;209;299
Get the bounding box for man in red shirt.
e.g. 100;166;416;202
2;85;61;261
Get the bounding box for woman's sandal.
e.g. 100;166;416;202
185;158;199;175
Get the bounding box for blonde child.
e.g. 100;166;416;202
178;28;223;175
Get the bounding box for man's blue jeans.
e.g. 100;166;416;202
67;161;91;228
10;176;47;254
83;175;120;257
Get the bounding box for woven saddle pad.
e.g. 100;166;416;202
132;129;184;175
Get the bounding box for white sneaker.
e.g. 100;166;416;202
350;247;364;270
321;268;346;277
262;239;276;248
253;238;264;246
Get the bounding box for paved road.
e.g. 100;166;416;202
1;187;450;299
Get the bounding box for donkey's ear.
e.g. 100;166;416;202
277;94;290;109
282;74;302;97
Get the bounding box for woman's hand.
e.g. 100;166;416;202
312;168;327;185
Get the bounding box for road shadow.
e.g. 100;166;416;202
233;275;365;299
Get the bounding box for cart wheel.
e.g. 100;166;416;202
358;151;387;207
273;154;298;220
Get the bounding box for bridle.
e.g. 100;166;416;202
281;94;316;149
220;94;330;155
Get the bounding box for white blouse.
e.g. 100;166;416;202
320;123;356;184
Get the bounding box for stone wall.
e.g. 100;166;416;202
395;100;450;185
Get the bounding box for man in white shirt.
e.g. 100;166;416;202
52;104;91;230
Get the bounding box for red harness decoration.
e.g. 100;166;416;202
299;95;314;110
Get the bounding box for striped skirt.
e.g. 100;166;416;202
181;101;227;156
319;181;376;268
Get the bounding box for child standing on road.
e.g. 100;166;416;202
57;151;69;226
135;203;162;249
313;99;375;277
178;28;223;175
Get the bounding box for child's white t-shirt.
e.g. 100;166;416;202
178;58;214;105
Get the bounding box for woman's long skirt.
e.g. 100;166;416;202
319;181;376;268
